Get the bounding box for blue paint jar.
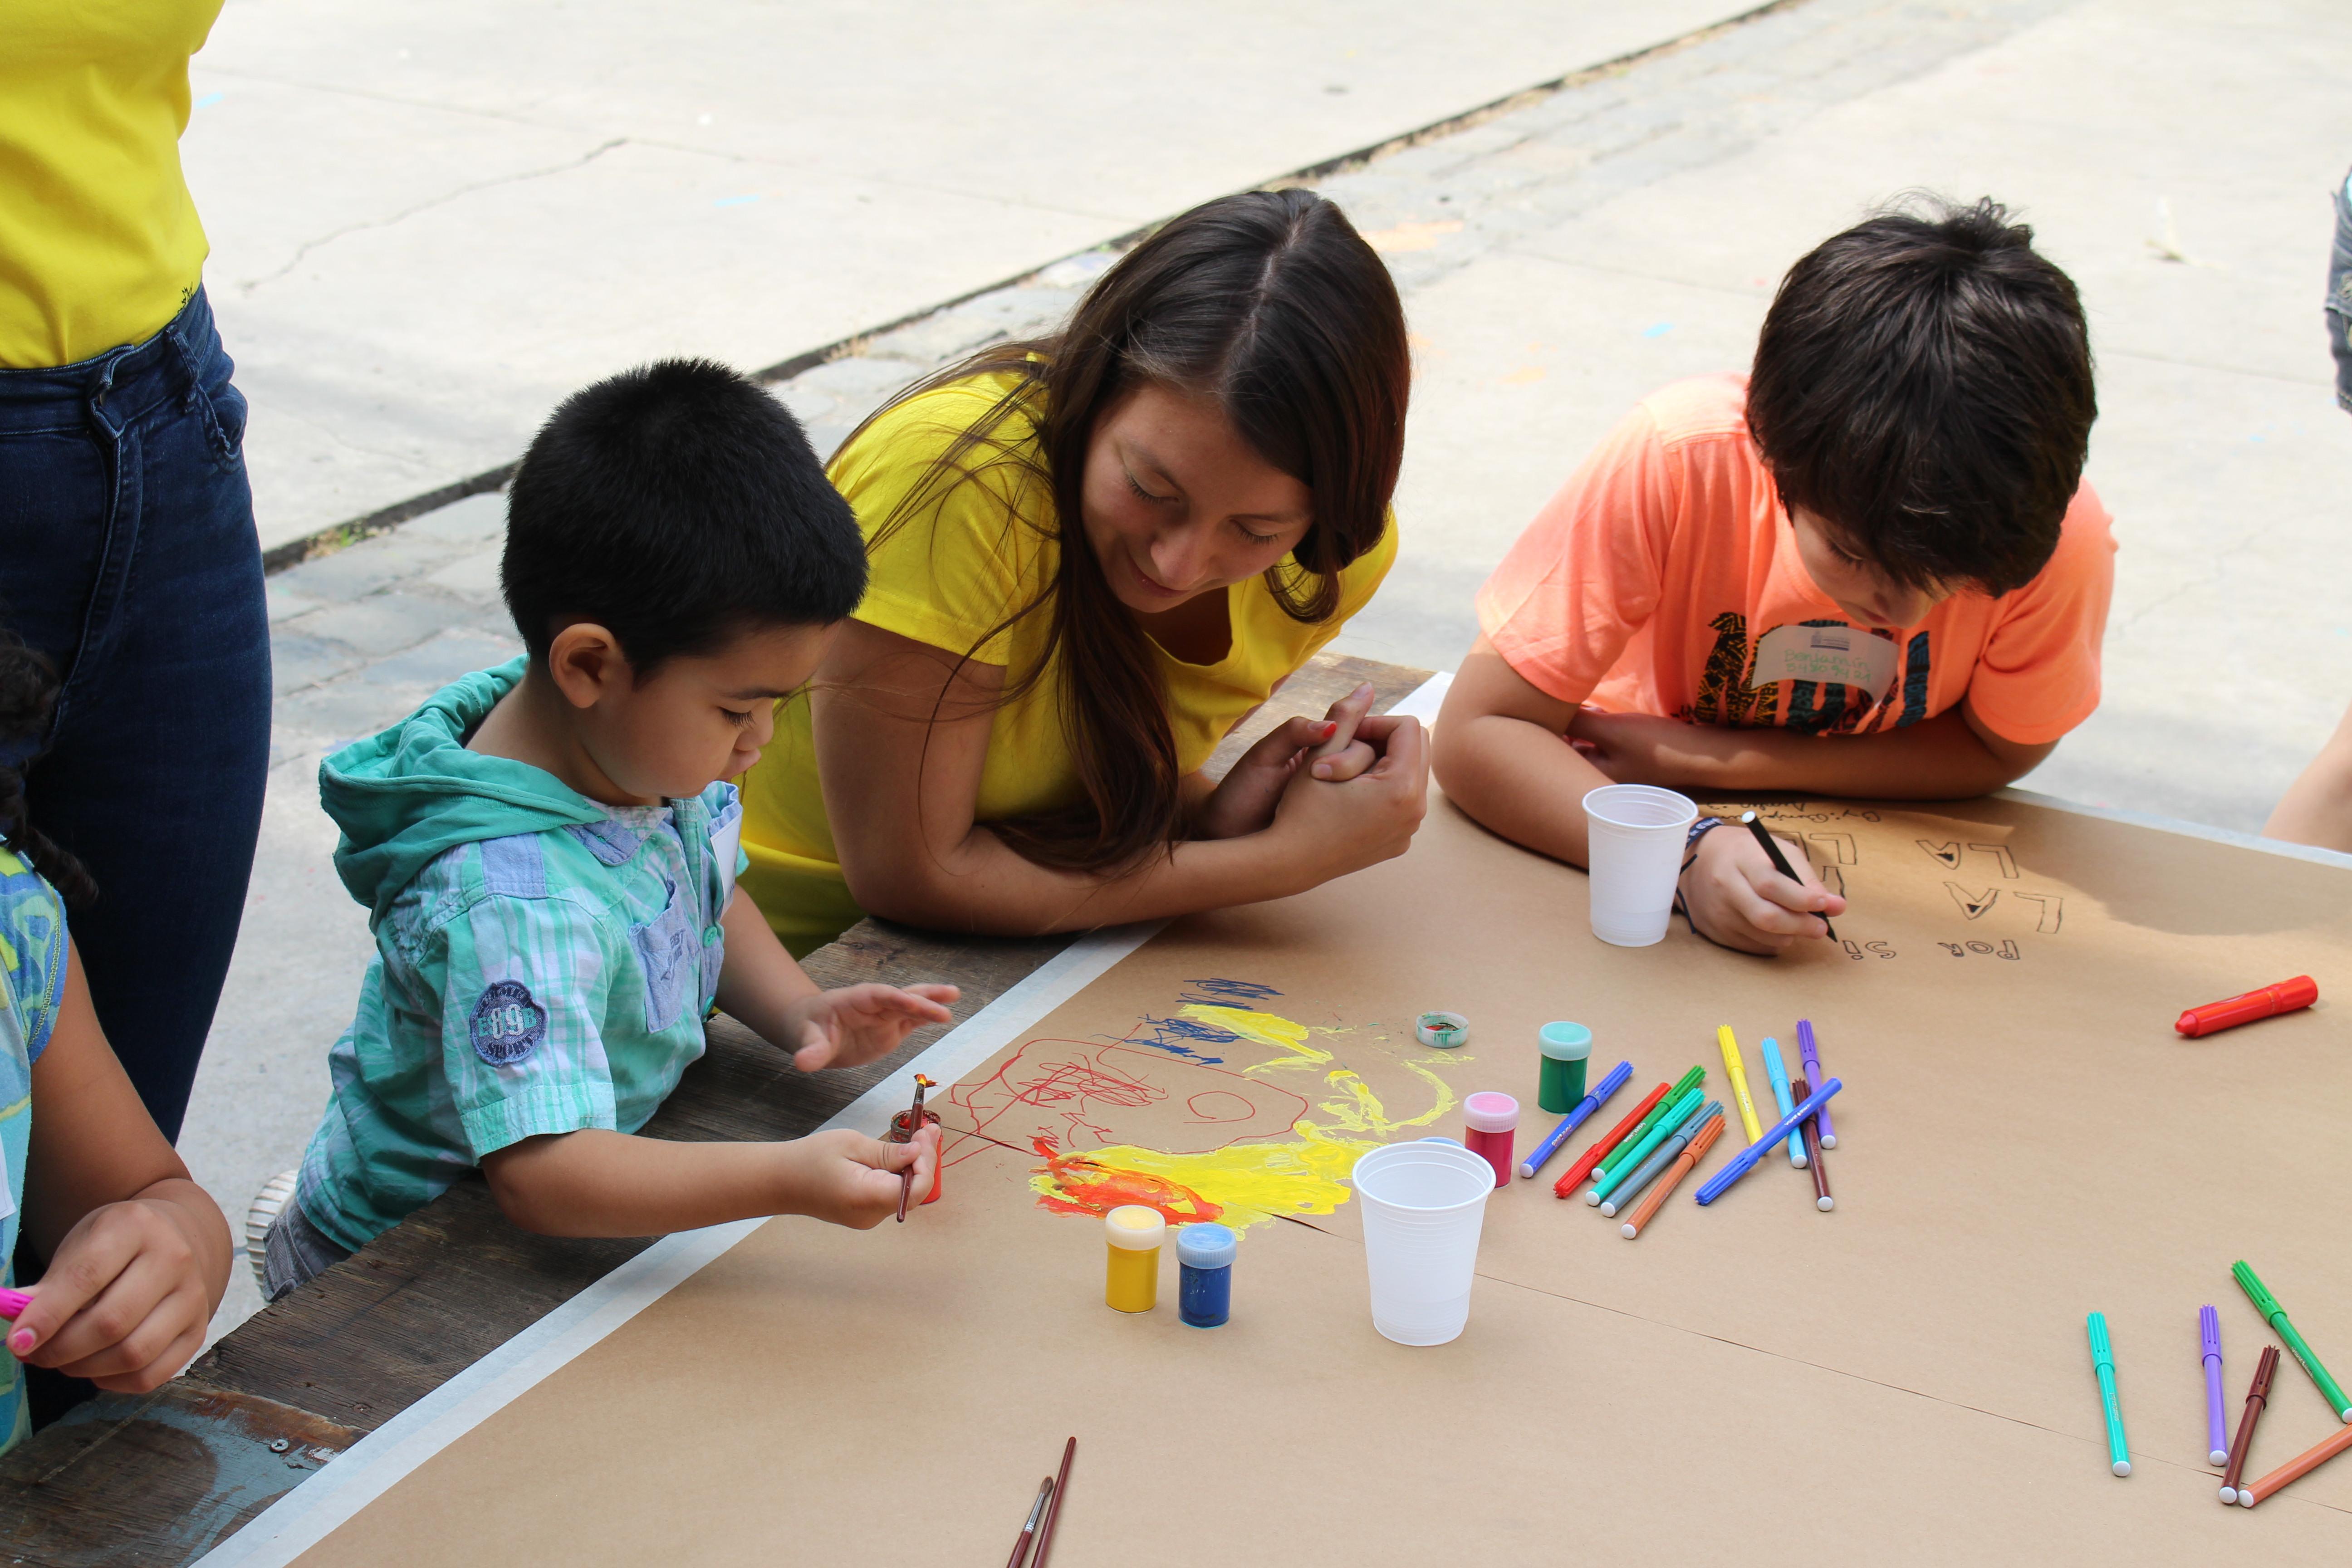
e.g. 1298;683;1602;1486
1176;1222;1237;1329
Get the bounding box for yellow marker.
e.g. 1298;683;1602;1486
1716;1025;1764;1143
1103;1205;1165;1313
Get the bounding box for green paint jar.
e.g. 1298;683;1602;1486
1537;1022;1593;1114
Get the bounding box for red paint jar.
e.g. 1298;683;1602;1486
1462;1093;1519;1189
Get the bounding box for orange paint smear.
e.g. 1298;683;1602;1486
1029;1137;1224;1225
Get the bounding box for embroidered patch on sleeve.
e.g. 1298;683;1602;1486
470;980;546;1066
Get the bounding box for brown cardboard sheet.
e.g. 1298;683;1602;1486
290;793;2352;1562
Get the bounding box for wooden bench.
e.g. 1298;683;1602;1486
0;651;1432;1565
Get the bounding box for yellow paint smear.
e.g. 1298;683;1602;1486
1029;1137;1363;1230
1181;1004;1332;1073
1028;1007;1468;1227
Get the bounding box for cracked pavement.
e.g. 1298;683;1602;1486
182;0;2352;1340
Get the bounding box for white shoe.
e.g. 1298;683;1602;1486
246;1170;298;1295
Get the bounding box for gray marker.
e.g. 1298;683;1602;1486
1600;1103;1722;1217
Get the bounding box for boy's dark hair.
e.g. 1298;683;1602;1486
1747;195;2095;597
0;630;97;907
503;358;867;670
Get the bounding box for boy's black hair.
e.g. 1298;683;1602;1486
503;358;867;670
0;629;97;907
1747;195;2096;597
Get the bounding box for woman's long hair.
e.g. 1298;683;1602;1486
0;630;97;906
853;189;1410;872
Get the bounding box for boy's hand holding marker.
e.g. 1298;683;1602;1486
1676;815;1844;956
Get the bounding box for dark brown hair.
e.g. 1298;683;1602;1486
0;629;97;907
1747;194;2095;596
853;189;1409;872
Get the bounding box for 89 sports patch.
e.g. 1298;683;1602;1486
470;980;545;1066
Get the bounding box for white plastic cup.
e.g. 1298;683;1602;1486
1350;1139;1495;1346
1582;784;1699;947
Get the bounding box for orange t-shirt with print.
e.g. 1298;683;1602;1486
1475;374;2116;745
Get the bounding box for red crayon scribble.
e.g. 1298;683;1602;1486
1029;1137;1224;1225
946;1038;1305;1155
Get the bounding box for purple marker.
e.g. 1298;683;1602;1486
2202;1304;2229;1466
1797;1019;1837;1148
0;1288;29;1320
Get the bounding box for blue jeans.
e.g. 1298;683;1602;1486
0;287;270;1141
2331;166;2352;414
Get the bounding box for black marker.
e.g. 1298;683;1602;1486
1740;811;1837;940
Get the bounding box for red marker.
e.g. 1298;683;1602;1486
2175;976;2318;1038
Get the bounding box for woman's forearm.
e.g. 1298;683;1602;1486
847;822;1304;936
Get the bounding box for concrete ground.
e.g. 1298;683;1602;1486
186;0;1749;552
180;0;2352;1338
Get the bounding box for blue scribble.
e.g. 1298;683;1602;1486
1642;321;1673;338
1179;977;1281;1007
713;194;760;208
1127;1014;1239;1065
194;92;225;109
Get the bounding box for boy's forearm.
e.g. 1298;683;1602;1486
1433;712;1613;867
2264;722;2352;852
714;891;820;1049
1656;708;2040;799
483;1129;798;1237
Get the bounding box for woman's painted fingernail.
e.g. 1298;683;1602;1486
1318;722;1338;739
9;1329;32;1355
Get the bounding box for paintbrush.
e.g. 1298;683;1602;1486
1004;1475;1053;1568
1031;1436;1077;1568
1740;810;1837;939
894;1073;933;1223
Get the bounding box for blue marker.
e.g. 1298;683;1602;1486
1518;1059;1631;1178
1694;1078;1842;1205
1759;1036;1805;1169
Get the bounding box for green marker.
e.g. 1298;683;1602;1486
1596;1065;1703;1183
2234;1261;2352;1422
1588;1086;1705;1205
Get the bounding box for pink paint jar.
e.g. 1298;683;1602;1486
1462;1093;1519;1189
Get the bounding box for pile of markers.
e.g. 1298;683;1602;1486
1513;1019;1846;1234
2088;1261;2352;1510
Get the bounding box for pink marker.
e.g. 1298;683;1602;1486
0;1289;29;1320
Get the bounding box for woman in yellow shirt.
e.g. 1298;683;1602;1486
739;190;1427;952
0;0;270;1147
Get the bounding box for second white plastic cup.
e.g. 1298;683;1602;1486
1582;784;1699;947
1351;1139;1494;1346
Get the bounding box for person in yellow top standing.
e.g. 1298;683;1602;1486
0;5;269;1177
737;191;1428;952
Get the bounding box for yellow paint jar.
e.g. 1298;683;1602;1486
1103;1205;1166;1313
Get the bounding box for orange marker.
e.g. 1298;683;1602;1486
2176;976;2317;1038
1553;1081;1669;1197
2235;1418;2352;1508
1619;1112;1727;1238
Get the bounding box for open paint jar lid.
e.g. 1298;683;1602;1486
1415;1010;1469;1048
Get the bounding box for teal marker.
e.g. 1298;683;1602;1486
1760;1036;1805;1169
2087;1313;2131;1477
2234;1260;2352;1421
1595;1065;1703;1185
1588;1086;1705;1206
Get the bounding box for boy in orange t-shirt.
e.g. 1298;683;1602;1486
1435;197;2116;954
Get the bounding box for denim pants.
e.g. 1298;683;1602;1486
2330;167;2352;414
0;287;271;1142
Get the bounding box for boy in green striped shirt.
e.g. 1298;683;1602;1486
266;361;956;1294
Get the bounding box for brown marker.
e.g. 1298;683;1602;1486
1792;1075;1833;1212
2220;1344;2282;1504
